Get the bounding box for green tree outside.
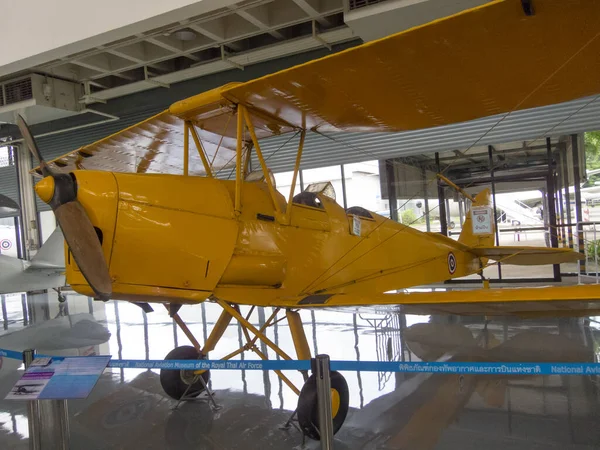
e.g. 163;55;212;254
585;131;600;186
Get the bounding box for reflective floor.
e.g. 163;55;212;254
0;292;599;449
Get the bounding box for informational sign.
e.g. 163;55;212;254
471;206;493;235
6;356;110;400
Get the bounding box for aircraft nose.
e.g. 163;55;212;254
35;176;55;204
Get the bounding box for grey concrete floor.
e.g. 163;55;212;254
0;292;598;449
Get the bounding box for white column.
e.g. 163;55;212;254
16;143;40;259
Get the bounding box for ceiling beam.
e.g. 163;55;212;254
232;5;284;40
453;149;479;164
187;22;224;42
71;53;139;75
70;55;112;73
291;0;331;26
105;43;146;64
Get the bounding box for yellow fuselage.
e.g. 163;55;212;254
66;171;480;307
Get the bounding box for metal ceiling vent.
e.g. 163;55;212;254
0;74;83;125
4;78;33;105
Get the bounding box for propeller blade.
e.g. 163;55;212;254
16;115;52;177
54;201;112;301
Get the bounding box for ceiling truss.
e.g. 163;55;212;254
22;0;351;105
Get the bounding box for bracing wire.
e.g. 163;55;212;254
299;29;600;295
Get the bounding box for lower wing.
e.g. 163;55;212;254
297;285;600;318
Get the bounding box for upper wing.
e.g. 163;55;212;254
224;0;600;132
297;285;600;318
34;84;294;176
35;0;600;175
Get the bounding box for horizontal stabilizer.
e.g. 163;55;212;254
470;246;583;265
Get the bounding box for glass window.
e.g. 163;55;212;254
302;165;345;208
273;170;302;200
343;161;385;213
0;147;11;168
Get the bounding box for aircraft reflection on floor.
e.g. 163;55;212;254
0;293;599;448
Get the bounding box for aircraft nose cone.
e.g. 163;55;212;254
35;176;55;204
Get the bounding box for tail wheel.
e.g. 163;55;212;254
160;345;210;400
297;371;349;440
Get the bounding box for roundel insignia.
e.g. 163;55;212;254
447;252;457;274
0;239;11;251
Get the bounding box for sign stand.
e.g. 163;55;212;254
315;354;334;449
23;349;41;450
23;349;71;450
15;351;109;449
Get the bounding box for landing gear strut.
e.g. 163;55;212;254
53;288;66;303
164;300;350;440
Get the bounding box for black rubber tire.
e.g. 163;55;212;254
297;371;349;440
160;346;210;400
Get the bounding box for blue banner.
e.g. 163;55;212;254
0;348;25;361
2;348;600;375
108;359;310;371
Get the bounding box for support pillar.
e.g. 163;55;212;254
435;153;447;235
422;168;431;232
555;169;562;246
562;146;574;249
1;295;7;330
14;143;40;259
385;160;398;222
488;146;502;280
572;134;585;273
557;154;566;247
340;165;348;210
546;138;561;281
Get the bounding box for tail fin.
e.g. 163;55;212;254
458;189;495;248
458;189;584;265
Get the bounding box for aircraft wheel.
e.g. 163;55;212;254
297;371;349;440
160;345;210;400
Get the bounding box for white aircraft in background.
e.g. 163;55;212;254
0;227;66;296
0;193;66;296
0;194;20;258
0;312;111;379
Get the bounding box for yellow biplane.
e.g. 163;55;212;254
16;0;600;439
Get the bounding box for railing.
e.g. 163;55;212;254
359;313;403;390
576;221;600;284
2;347;599;375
